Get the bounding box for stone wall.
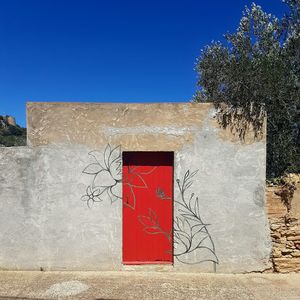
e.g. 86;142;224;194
266;180;300;272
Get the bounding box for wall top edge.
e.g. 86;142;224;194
26;101;213;107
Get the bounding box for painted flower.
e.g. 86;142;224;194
81;186;104;208
82;144;122;203
123;166;157;209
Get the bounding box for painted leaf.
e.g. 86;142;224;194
176;246;218;265
191;223;206;236
189;170;199;178
148;208;158;224
110;158;122;181
86;186;93;195
110;183;122;199
81;195;90;202
182;218;192;232
193;197;200;217
190;232;209;252
126;172;147;188
138;216;154;227
92;187;107;197
143;227;162;234
86;199;94;208
107;188;118;203
173;242;188;256
173;232;190;255
181;214;201;223
123;186;136;210
93;170;116;188
92;195;103;203
88;151;105;168
184;170;190;180
82;163;102;175
104;144;111;169
109;145;121;167
176;216;185;230
184;181;193;190
139;166;157;175
173;221;180;232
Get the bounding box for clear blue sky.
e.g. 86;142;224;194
0;0;287;127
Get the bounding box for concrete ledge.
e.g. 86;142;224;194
0;271;299;300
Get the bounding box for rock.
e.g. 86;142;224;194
272;248;282;258
285;245;296;250
285;230;300;236
270;224;281;230
281;249;293;255
280;237;287;243
273;257;300;272
291;251;300;257
287;235;300;241
271;232;281;239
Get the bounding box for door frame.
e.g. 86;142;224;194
121;151;174;265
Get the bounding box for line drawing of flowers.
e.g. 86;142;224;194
81;144;122;206
123;166;157;210
81;145;218;270
81;186;104;208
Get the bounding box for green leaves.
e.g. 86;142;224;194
0;116;26;147
194;1;300;178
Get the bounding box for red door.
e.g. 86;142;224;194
122;151;173;264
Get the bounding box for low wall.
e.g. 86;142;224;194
0;102;271;273
266;181;300;272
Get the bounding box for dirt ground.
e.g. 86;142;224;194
0;271;299;300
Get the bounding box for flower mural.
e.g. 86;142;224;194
81;144;122;206
174;170;218;271
81;144;157;209
81;145;219;271
81;186;104;208
123;166;157;210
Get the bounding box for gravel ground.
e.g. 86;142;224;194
0;271;299;300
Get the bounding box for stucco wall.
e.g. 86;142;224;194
0;102;271;272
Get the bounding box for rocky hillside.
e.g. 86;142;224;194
0;115;26;147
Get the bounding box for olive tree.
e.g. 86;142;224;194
194;1;300;179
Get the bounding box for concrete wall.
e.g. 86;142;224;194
0;102;271;272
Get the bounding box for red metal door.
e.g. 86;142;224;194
122;151;173;264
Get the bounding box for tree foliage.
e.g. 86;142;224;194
194;1;300;179
0;116;26;147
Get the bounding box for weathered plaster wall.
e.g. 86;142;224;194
0;145;122;270
0;102;271;272
27;102;211;150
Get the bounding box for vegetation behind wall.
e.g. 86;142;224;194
266;174;300;272
0;115;26;147
194;0;300;179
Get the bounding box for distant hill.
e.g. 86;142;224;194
0;115;26;147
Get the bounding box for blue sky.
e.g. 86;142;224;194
0;0;287;127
